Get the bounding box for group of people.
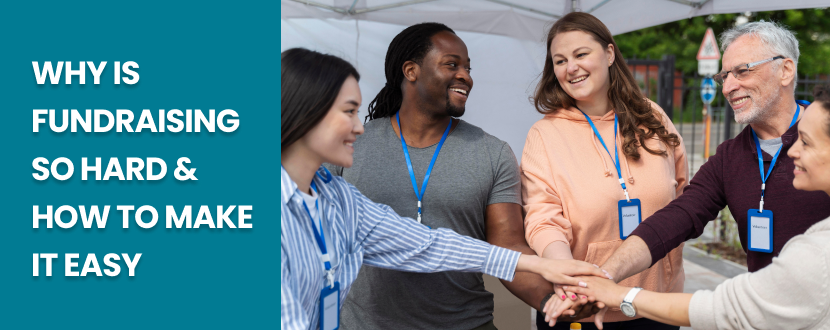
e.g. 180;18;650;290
281;11;830;330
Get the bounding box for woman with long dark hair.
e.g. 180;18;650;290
521;12;687;329
280;48;607;330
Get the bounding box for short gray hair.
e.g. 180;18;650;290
720;21;799;87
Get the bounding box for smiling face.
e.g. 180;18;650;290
788;102;830;193
414;31;473;117
720;35;787;124
298;75;364;168
550;30;614;105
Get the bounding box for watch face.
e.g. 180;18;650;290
621;303;635;317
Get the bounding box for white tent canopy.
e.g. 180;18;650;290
281;1;824;160
283;0;827;42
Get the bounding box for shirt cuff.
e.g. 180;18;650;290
482;246;522;282
688;290;717;330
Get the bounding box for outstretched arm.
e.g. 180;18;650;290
557;276;693;328
485;203;555;310
350;184;607;285
599;235;652;283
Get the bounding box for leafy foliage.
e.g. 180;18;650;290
615;8;830;76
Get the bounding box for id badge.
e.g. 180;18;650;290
747;209;773;253
618;199;642;239
319;281;340;330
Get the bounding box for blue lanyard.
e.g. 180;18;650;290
301;181;335;288
750;101;805;212
395;112;452;223
578;109;630;202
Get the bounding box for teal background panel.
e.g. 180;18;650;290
0;1;280;328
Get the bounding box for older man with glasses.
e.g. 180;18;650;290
594;21;830;289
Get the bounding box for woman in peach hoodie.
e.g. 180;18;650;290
523;12;688;330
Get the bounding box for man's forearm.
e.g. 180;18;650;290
600;235;652;283
501;244;555;309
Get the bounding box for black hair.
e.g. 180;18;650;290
365;22;455;121
281;48;359;150
813;85;830;136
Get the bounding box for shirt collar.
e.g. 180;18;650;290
281;165;333;205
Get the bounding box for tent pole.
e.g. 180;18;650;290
288;0;348;13
587;0;611;13
352;0;438;14
665;0;710;9
483;0;560;18
348;0;359;14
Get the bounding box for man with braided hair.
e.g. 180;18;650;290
326;23;582;330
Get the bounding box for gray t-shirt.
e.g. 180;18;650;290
758;137;783;157
326;118;521;330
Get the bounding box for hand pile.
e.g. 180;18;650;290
540;265;625;329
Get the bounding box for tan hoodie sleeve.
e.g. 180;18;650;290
521;125;572;255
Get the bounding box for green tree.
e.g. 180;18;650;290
615;8;830;76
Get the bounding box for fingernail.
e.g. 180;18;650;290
562;286;568;291
571;295;576;299
562;295;567;300
581;296;587;299
579;281;588;288
593;264;599;268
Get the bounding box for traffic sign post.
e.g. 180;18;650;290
701;77;716;105
697;28;720;160
701;78;716;159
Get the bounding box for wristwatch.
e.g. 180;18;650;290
540;292;555;312
620;287;643;317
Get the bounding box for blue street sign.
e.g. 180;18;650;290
701;77;716;105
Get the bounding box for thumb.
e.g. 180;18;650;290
594;307;608;330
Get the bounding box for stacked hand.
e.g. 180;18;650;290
516;255;610;289
541;266;617;329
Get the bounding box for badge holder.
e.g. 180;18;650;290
618;198;642;240
319;280;340;330
747;209;773;253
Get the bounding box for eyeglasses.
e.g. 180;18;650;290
713;56;784;85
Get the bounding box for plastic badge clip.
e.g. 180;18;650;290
326;270;335;289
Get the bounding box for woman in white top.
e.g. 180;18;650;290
280;48;608;330
547;86;830;329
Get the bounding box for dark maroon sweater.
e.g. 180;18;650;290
632;119;830;272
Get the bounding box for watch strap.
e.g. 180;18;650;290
623;287;643;304
540;292;555;313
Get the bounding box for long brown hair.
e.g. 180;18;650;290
534;12;679;160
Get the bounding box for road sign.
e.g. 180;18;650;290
697;28;720;60
701;77;716;104
698;59;719;76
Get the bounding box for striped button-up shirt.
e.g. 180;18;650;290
281;166;521;330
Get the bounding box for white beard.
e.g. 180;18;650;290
734;97;773;124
